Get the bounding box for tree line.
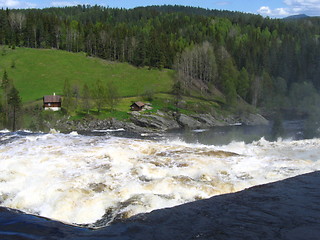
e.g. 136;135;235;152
62;78;119;114
0;70;21;131
0;5;320;116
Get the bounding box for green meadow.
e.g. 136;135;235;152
0;47;174;103
0;46;224;128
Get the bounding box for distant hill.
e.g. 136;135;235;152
284;14;310;20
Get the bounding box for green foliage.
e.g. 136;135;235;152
174;41;218;96
217;47;238;105
172;80;183;108
81;83;91;114
289;82;318;113
92;80;107;113
63;79;72;112
7;85;22;131
143;87;155;102
237;67;250;99
106;81;119;111
0;48;173;103
0;5;319;121
0;5;319;90
7;86;21;108
1;70;11;91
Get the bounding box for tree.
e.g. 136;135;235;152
0;91;3;128
172;80;183;109
1;70;12;124
72;83;81;109
7;86;22;131
92;80;107;113
174;41;218;95
63;79;73;112
217;47;238;105
237;67;250;100
81;83;91;114
106;81;119;111
1;70;11;91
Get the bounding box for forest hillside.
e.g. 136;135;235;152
1;5;320;131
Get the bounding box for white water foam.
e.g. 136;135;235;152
0;133;319;226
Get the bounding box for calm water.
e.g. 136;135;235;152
0;121;319;238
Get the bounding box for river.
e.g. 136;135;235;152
0;121;320;238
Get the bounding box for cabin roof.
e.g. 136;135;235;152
131;101;145;107
43;95;61;103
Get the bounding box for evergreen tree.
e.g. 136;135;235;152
237;67;250;100
1;70;12;125
172;80;183;109
1;70;11;91
7;86;22;131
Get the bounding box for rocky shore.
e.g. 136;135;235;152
47;110;269;133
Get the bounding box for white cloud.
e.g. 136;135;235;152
258;6;289;17
258;6;272;15
0;0;36;8
0;0;20;7
51;1;79;7
284;0;320;15
258;0;320;18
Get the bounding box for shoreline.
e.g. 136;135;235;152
45;111;269;134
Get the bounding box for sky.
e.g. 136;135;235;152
0;0;320;18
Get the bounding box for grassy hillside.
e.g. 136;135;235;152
0;46;174;103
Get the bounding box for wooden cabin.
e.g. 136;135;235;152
43;94;62;111
130;101;145;111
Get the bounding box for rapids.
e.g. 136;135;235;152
0;130;319;228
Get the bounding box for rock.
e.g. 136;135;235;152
177;114;203;129
130;113;180;131
191;114;225;127
48;110;269;133
241;113;269;126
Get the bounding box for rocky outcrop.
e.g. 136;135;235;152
176;114;203;129
191;114;223;127
240;113;269;126
129;111;180;131
48;111;269;133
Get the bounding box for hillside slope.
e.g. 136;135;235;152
0;47;174;103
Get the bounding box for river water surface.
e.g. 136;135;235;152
1;122;319;230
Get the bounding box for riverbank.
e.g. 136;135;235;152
44;111;269;133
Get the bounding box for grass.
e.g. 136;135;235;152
0;46;226;128
0;46;174;103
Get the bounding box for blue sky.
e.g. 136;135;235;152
1;0;320;18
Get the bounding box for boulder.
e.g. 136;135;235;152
191;114;225;127
177;114;203;129
130;112;180;131
241;113;269;126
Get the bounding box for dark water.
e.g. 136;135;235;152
77;120;305;145
167;120;305;145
